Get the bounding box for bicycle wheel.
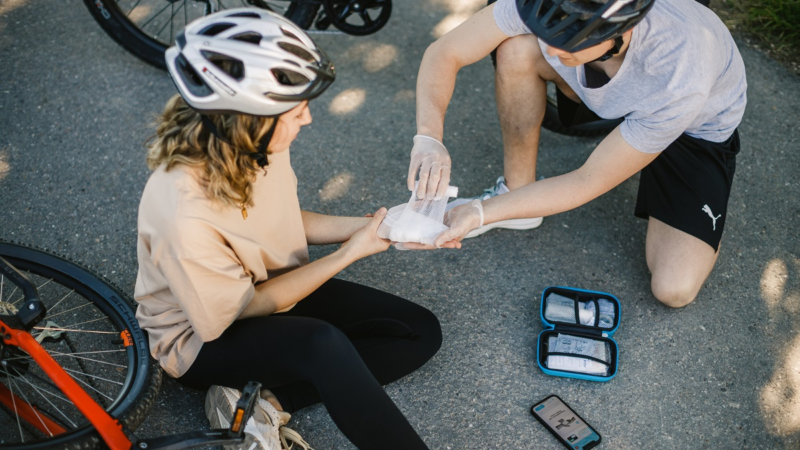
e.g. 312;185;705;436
0;241;161;449
83;0;321;70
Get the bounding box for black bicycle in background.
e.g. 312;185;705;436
84;0;393;70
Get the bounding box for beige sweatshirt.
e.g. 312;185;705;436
134;150;308;378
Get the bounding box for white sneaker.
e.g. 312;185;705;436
446;176;543;238
206;385;283;450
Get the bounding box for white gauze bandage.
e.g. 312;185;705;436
378;184;459;249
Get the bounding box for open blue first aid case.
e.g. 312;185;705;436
536;286;621;382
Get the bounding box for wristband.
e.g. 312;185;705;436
471;199;484;228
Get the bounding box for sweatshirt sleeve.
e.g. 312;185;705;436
151;218;256;342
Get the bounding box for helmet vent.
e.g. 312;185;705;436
280;27;302;42
226;11;262;18
561;1;597;20
231;32;263;45
201;50;245;81
277;42;315;63
175;54;213;97
199;23;236;36
271;68;310;86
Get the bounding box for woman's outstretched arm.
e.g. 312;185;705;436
240;209;389;318
301;210;372;245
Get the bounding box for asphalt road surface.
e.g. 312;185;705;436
1;0;799;448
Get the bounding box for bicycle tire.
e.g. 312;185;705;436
0;241;161;449
486;0;618;137
83;0;320;70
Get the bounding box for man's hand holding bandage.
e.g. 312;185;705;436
407;135;452;200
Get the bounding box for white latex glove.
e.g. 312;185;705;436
434;199;484;248
407;135;451;200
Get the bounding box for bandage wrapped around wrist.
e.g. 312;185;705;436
377;184;458;249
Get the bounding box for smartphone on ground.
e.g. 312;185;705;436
530;395;602;450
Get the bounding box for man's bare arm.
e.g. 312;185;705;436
416;4;510;140
481;127;660;223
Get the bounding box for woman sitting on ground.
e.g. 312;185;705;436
133;9;441;450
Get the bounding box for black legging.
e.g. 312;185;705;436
177;278;441;450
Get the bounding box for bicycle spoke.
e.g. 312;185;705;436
10;367;76;406
62;367;124;388
359;10;373;26
125;0;143;17
14;349;125;362
63;372;117;402
337;5;351;20
11;375;60;436
52;349;125;357
13;375;76;407
39;300;92;320
153;1;185;45
58;316;115;330
12;276;53;306
140;2;174;31
17;373;79;429
31;327;118;335
7;288;21;307
2;366;27;442
49;350;128;369
5;282;19;304
46;288;78;316
5;351;127;370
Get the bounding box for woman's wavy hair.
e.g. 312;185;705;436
145;94;275;209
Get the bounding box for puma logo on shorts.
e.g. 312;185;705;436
702;204;722;231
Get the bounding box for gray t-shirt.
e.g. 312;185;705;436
493;0;747;153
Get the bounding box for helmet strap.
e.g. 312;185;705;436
591;36;625;63
248;119;278;169
200;114;276;170
200;114;232;146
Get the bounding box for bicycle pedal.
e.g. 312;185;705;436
230;381;261;436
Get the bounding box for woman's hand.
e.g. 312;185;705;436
338;208;391;262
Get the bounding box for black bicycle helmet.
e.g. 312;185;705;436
516;0;655;53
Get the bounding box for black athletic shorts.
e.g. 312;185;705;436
556;89;740;251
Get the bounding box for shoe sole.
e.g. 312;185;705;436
464;217;543;239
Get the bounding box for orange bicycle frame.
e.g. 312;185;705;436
0;318;132;450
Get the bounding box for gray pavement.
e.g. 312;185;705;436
2;0;799;448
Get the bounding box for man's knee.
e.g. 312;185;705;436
650;274;702;308
495;36;545;78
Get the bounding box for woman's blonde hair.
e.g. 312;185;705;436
146;94;275;208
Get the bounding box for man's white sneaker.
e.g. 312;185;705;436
446;176;543;238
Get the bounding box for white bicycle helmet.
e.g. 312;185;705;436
165;7;336;117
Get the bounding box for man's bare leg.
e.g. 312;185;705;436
494;35;577;190
646;217;720;308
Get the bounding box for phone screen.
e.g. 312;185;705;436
532;396;601;450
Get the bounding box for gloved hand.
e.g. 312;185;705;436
407;135;451;200
434;199;484;248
